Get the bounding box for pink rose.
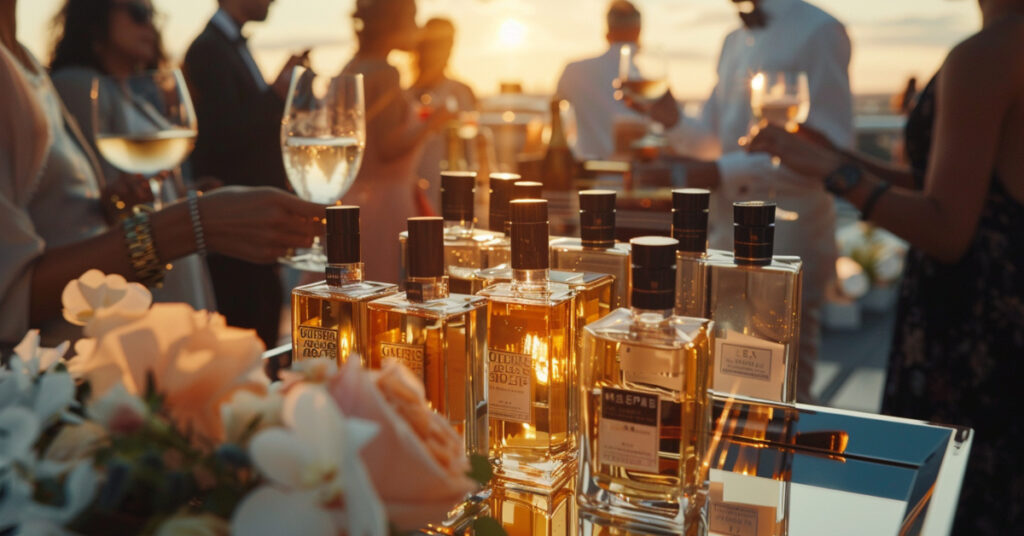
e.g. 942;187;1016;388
327;359;476;531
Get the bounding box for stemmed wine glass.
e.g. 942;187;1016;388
92;69;197;211
615;43;669;145
749;70;809;221
279;68;366;271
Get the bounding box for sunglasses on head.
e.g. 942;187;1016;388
113;2;155;25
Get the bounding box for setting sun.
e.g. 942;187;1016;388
497;18;527;48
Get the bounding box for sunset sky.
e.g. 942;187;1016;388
17;0;981;99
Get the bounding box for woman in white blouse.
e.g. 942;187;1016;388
0;0;322;346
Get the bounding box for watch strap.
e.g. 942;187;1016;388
860;181;892;221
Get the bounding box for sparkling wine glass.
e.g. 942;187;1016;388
92;69;197;210
750;70;809;221
279;68;366;271
615;43;669;144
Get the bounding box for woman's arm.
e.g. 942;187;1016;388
364;67;449;163
28;186;323;325
751;30;1017;264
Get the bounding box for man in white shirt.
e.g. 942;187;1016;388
654;0;854;403
555;1;645;160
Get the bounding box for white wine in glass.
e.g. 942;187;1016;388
92;69;197;210
750;71;810;221
279;68;366;271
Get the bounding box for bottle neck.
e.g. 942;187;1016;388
630;306;674;320
511;268;550;292
405;275;450;302
327;262;364;286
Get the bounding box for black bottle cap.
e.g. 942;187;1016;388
513;181;543;200
440;171;476;223
579;189;616;247
733;201;776;266
326;205;360;264
630;236;678;310
488;172;521;232
407;217;444;278
672;188;710;254
510;199;549;270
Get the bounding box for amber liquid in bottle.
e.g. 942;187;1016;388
577;237;712;535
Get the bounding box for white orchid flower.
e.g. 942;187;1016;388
235;385;386;536
12;330;67;374
60;269;151;335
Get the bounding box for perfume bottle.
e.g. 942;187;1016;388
672;188;732;318
399;171;496;289
368;217;489;453
490;475;576;536
578;236;713;535
708;202;802;404
479;199;576;488
550;189;631;308
292;206;399;365
479;172;522;268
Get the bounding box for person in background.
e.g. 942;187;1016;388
48;0;216;312
183;0;308;348
555;0;644;161
642;0;853;404
749;1;1024;531
0;0;323;347
341;0;451;283
409;17;476;216
895;76;917;115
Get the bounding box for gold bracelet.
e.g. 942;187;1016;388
122;206;166;288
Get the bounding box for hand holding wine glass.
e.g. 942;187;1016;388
91;68;197;211
279;67;366;271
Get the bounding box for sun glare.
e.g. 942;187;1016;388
497;18;527;48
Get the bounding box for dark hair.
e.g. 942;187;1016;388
50;0;166;73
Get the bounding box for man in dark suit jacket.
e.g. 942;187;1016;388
183;0;307;348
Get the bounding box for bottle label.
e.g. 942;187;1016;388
598;387;660;473
488;348;533;423
714;330;786;402
620;344;683;392
295;325;338;361
380;342;425;380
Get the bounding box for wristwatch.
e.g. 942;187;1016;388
824;162;862;196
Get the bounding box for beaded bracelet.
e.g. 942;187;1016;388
187;189;207;257
122;207;166;288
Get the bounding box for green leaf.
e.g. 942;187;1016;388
466;454;493;487
473;517;508;536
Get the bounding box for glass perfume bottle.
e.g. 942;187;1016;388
292;206;398;365
708;202;802;404
479;175;530;268
490;475;576;536
550;189;631;308
480;199;576;489
368;217;489;451
399;171;496;289
578;236;713;535
672;188;732;318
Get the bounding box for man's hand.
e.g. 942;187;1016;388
272;49;312;99
621;87;681;129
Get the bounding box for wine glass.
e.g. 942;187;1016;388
749;70;809;221
279;68;366;271
92;69;197;210
615;43;669;148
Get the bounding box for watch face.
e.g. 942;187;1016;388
827;164;859;195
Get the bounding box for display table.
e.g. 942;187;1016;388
265;341;972;536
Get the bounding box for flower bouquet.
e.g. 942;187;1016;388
0;270;501;536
